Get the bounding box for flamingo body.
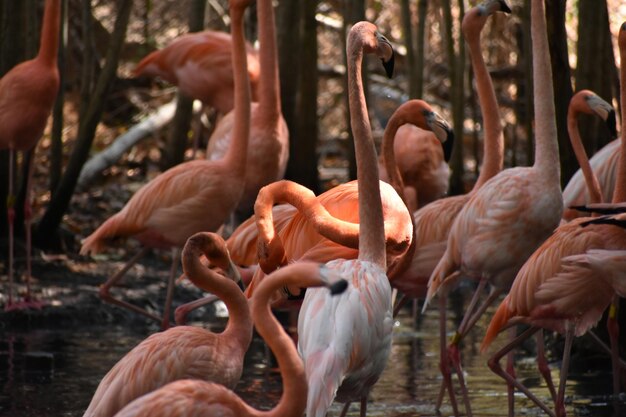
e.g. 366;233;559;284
134;30;260;114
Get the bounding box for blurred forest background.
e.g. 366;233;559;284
0;0;624;256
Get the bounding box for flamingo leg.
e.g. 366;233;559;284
175;294;219;325
98;247;164;323
555;323;575;417
435;293;460;416
160;248;180;330
505;327;516;417
359;396;367;417
487;325;556;417
392;292;408;317
536;329;557;403
22;150;42;308
607;298;621;398
338;402;351;417
5;149;15;309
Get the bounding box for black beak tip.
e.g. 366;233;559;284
329;279;349;296
382;51;395;79
607;110;618;139
499;1;512;14
443;130;455;162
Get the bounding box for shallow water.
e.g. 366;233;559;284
0;294;623;417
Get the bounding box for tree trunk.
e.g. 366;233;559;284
161;0;206;170
545;0;574;187
289;0;319;193
401;0;418;99
575;0;616;153
415;0;428;99
50;0;68;196
36;0;133;249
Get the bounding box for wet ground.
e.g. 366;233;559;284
0;256;624;417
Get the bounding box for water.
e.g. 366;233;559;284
0;295;622;417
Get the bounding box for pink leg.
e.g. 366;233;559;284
392;292;408;317
22;150;42;308
487;325;556;417
98;247;164;324
359;396;367;417
607;298;621;398
555;324;575;417
160;248;180;330
175;294;219;325
506;327;516;417
5;149;15;309
339;401;351;417
536;330;557;403
435;293;460;415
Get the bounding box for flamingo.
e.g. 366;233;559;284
297;21;395;417
561;90;617;221
0;0;60;311
110;261;349;417
377;125;452;214
480;21;626;417
83;232;251;417
79;0;252;329
133;30;260;115
205;0;289;224
423;0;563;414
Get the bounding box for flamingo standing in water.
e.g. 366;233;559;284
424;0;563;414
80;0;252;329
0;0;60;311
110;261;349;417
133;30;260;115
296;21;395;417
481;22;626;417
206;0;289;223
83;232;250;417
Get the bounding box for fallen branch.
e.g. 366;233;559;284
77;99;202;189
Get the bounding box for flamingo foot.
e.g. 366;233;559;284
4;297;45;312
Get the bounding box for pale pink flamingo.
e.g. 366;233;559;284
83;232;251;417
480;21;626;417
297;21;395;417
206;0;289;223
80;0;252;329
0;0;60;311
110;261;348;417
423;0;563;414
377;125;452;214
133;30;260;115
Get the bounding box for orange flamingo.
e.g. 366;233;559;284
377;125;452;214
83;232;251;417
206;0;289;223
110;261;349;417
424;0;563;415
481;24;626;417
561;90;616;221
0;0;60;311
133;30;260;115
80;0;252;329
297;21;395;417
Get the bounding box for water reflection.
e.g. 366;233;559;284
0;294;623;417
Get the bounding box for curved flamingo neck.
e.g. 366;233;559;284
257;0;281;122
465;20;504;190
251;263;318;416
182;234;252;347
347;26;386;268
567;105;603;204
530;0;560;184
613;30;626;203
223;5;252;177
37;0;61;67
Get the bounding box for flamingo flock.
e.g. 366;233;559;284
4;0;626;416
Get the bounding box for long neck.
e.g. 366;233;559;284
613;40;626;202
37;0;61;66
567;109;603;204
347;33;386;268
252;264;317;417
466;30;504;190
382;112;410;204
257;0;281;122
530;0;560;183
223;6;252;176
182;242;252;347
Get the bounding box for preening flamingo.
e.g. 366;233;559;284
80;0;252;329
481;23;626;417
133;30;260;115
424;0;563;414
0;0;60;311
110;261;349;417
206;0;289;223
297;21;395;417
83;232;251;417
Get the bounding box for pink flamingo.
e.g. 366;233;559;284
297;21;395;417
110;261;348;417
133;30;260;115
80;0;252;329
206;0;289;222
423;0;563;414
83;232;251;417
0;0;60;311
481;24;626;417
